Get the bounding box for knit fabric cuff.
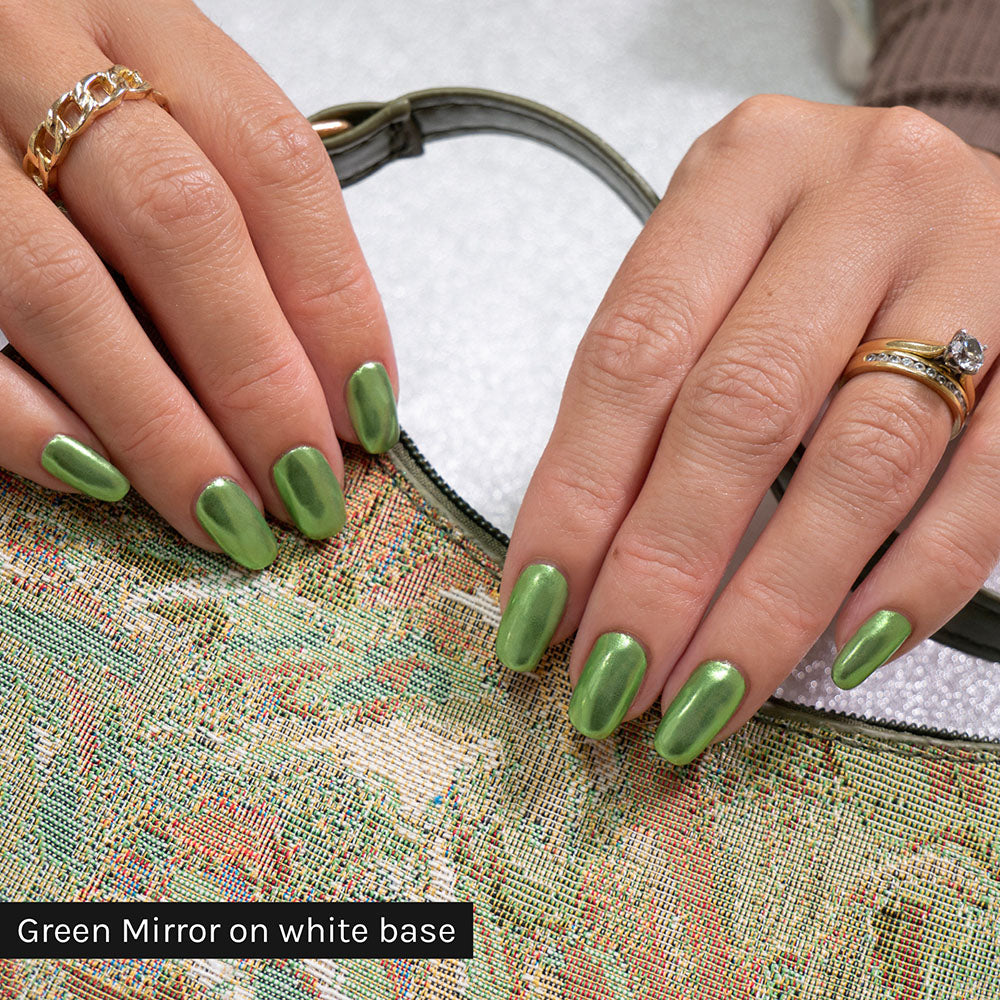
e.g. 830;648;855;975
857;0;1000;156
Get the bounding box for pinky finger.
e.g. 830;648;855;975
831;383;1000;689
0;352;129;502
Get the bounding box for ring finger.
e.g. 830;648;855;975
652;279;995;762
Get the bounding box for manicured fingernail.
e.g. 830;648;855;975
654;659;745;766
495;563;568;672
41;434;129;502
346;362;399;453
272;446;346;540
831;609;912;690
568;632;646;739
195;477;277;570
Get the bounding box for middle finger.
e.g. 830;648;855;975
565;197;898;739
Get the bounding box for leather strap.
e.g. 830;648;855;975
309;88;659;222
311;87;1000;662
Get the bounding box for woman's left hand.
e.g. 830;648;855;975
495;95;1000;763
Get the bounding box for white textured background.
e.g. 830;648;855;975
12;0;1000;735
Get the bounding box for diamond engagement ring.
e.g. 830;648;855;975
839;330;986;440
22;65;169;194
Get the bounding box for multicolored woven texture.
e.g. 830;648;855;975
0;447;998;999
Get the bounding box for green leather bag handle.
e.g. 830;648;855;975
309;87;1000;663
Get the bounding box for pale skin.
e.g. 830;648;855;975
1;3;997;748
0;0;396;554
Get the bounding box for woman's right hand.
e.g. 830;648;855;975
0;0;398;569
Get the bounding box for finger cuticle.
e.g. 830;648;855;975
495;563;568;672
272;446;346;540
195;477;277;570
654;659;746;766
831;609;912;690
40;434;130;502
345;362;400;454
568;632;647;739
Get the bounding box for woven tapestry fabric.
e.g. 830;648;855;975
0;449;998;998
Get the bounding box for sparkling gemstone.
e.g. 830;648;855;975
946;329;984;374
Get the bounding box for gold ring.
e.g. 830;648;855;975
22;65;169;194
839;330;985;439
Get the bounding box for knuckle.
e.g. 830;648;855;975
820;393;938;513
542;461;632;539
235;106;330;193
707;93;801;149
916;523;995;598
858;106;965;186
126;151;237;240
974;195;1000;241
580;279;696;393
956;177;1000;241
212;350;307;414
682;341;807;455
607;530;711;614
286;255;379;328
115;397;189;463
744;566;828;638
0;233;97;332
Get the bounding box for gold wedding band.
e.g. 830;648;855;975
22;65;169;194
839;330;985;439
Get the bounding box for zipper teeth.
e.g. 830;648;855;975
767;696;989;744
396;431;992;747
398;429;511;547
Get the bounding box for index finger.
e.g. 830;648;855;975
107;0;400;452
495;97;813;673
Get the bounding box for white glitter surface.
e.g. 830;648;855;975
8;0;1000;735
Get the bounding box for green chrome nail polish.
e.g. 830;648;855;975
346;362;399;454
40;434;129;502
831;610;912;690
272;446;345;540
495;563;568;672
654;659;745;766
568;632;646;739
195;477;277;570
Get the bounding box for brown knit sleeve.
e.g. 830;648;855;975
857;0;1000;156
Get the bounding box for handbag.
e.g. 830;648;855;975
1;88;998;999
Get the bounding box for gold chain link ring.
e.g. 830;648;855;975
22;65;169;194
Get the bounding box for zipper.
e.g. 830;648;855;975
388;429;998;750
388;429;512;566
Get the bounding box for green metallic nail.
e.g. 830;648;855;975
346;362;399;454
832;609;912;690
568;632;646;739
654;659;745;766
41;434;129;502
272;446;345;540
495;563;568;672
195;477;277;570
